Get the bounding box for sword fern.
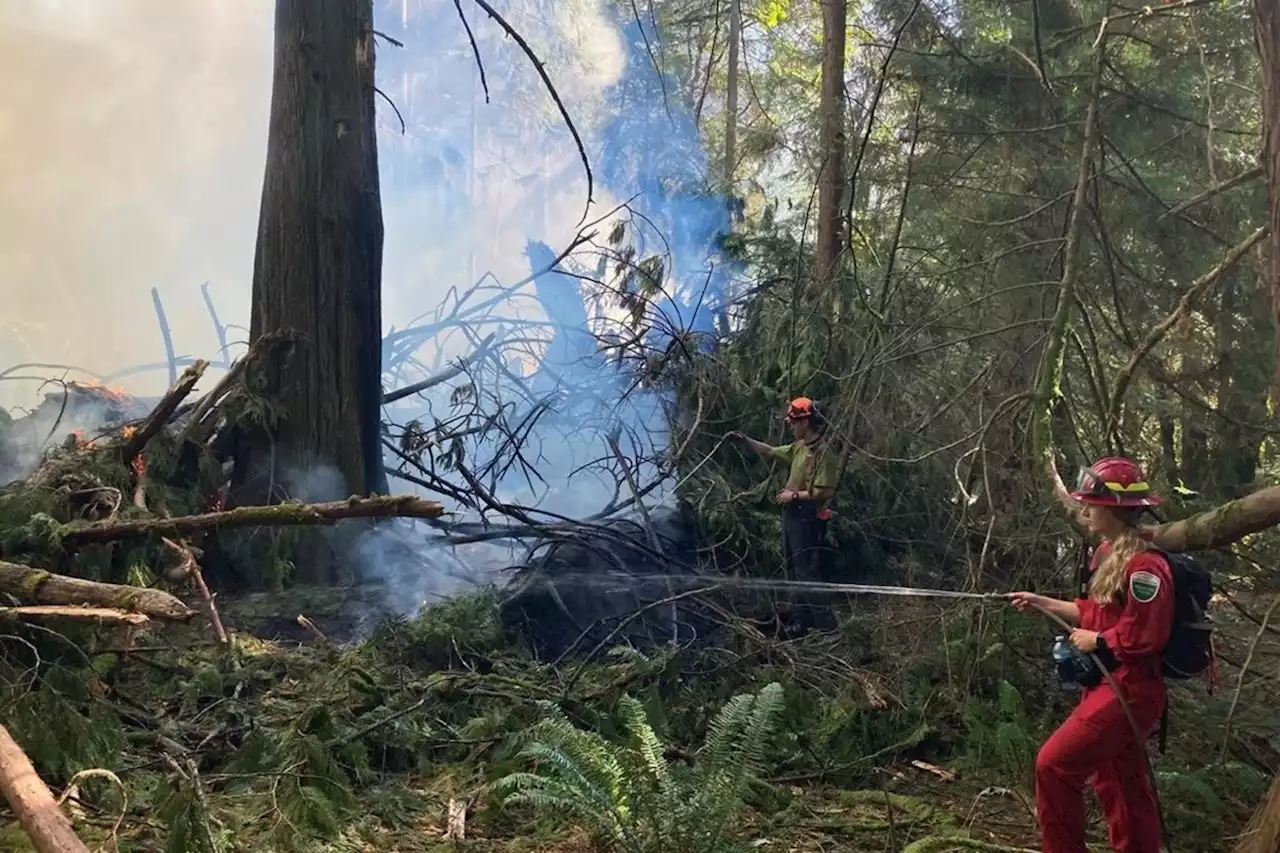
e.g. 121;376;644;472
493;682;785;853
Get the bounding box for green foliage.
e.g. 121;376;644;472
961;681;1038;783
3;676;126;784
365;589;514;671
493;682;787;853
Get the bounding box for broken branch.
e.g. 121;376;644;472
161;537;228;644
0;605;150;626
1105;225;1267;440
383;333;497;404
0;724;94;853
54;495;446;549
120;359;208;466
0;561;195;621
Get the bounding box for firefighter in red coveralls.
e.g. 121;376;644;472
1009;457;1174;853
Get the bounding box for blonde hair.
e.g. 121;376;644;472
1089;511;1148;603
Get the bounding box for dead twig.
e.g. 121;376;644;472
161;537;228;644
470;0;594;225
1218;595;1280;765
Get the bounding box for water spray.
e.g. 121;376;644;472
536;571;1007;602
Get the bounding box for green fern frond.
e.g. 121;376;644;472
618;694;671;793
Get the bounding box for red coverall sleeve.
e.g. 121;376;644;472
1098;553;1174;662
1074;598;1097;630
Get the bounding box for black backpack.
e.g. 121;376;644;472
1082;544;1215;680
1152;550;1215;680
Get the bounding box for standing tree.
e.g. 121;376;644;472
1257;0;1280;407
813;0;848;293
230;0;388;583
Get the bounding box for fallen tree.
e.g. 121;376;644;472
0;724;92;853
0;560;195;620
5;495;446;555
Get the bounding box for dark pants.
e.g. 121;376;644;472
781;501;829;582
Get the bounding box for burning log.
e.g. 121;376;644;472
49;495;446;550
0;561;195;621
0;723;94;853
119;359;208;467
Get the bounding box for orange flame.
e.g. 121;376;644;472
121;425;137;439
72;378;131;403
131;453;146;477
69;428;93;450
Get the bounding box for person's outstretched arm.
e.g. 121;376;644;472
1009;592;1082;627
727;430;781;457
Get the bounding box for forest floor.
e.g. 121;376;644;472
1;583;1275;853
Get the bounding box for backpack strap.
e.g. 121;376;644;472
1076;541;1091;599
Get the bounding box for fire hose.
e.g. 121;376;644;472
550;573;1172;851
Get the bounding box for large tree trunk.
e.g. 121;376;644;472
814;0;848;291
230;0;387;583
1256;0;1280;403
1238;5;1280;840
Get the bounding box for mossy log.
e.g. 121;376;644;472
0;723;93;853
1143;486;1280;552
0;561;194;620
53;495;445;549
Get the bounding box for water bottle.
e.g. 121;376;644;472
1052;635;1080;692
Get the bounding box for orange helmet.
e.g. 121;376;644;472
1071;456;1162;507
784;397;815;422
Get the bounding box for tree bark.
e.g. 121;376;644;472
0;725;92;853
1256;0;1280;404
230;0;387;583
814;0;848;291
723;0;741;186
0;561;195;620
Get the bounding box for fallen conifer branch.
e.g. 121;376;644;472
52;495;446;549
119;359;208;466
0;605;150;626
0;560;195;621
0;723;93;853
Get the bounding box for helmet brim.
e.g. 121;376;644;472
1070;491;1163;508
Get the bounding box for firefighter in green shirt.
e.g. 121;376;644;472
728;397;841;581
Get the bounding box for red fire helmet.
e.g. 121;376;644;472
1071;456;1162;507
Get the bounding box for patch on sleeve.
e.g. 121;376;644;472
1129;570;1161;603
